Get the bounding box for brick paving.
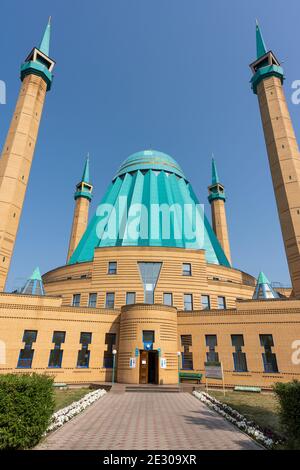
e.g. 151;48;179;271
37;392;261;450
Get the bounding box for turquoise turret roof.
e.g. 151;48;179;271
253;271;279;300
256;20;267;59
68;150;231;267
39;17;51;56
82;155;90;183
211;158;220;185
20;267;45;295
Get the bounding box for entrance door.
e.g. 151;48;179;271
139;350;158;384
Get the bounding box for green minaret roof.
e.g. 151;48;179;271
82;155;90;183
253;271;279;300
257;271;270;284
211;157;220;185
256;20;267;59
39;17;51;56
30;266;42;281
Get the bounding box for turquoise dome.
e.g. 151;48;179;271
115;150;185;179
68;150;230;267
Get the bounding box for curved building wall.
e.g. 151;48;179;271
117;304;178;384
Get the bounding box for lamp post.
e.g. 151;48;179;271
112;349;117;385
177;351;181;386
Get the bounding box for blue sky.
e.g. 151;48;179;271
1;0;300;291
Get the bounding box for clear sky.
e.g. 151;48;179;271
1;0;300;291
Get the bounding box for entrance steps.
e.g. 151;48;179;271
125;384;180;393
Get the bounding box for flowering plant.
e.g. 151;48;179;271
46;388;106;434
193;390;283;448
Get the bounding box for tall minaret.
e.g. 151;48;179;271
250;22;300;297
208;157;232;265
0;19;55;291
67;156;93;263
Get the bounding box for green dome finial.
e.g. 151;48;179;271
39;17;51;56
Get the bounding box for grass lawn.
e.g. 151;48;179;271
208;390;283;438
54;387;91;412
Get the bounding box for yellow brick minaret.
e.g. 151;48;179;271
0;19;55;291
208;157;231;265
250;22;300;297
67;156;93;263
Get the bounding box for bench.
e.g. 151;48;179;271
179;372;202;384
53;382;68;388
234;386;261;393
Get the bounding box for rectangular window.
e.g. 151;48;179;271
217;296;226;309
143;330;155;343
17;330;37;368
163;293;173;306
48;331;66;368
103;333;116;368
184;293;193;311
138;262;162;304
72;294;81;307
201;295;210;310
260;334;279;373
105;292;115;309
77;332;92;368
126;292;136;305
182;263;192;276
205;334;219;362
108;261;117;275
231;334;247;372
88;293;97;308
180;335;193;370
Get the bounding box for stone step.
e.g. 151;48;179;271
125;385;180;393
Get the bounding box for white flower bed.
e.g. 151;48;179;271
46;388;107;434
193;390;278;448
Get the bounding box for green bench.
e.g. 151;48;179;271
234;386;261;393
179;372;202;384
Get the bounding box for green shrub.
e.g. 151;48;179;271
0;373;55;449
273;380;300;449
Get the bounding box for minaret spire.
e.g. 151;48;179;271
67;156;93;263
208;156;231;265
250;21;300;297
255;20;267;59
0;21;55;291
39;17;51;56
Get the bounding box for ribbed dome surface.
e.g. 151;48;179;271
68;150;230;267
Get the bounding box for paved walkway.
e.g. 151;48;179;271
37;392;261;450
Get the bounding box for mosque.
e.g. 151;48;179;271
0;20;299;388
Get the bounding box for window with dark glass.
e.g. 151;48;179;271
103;333;116;368
201;295;210;310
205;335;219;362
143;330;155;343
163;293;173;306
260;334;279;373
105;292;115;309
77;332;92;368
184;293;193;311
182;263;192;276
231;334;247;372
126;292;136;305
88;293;97;308
180;335;193;370
108;261;117;275
48;331;66;368
72;294;81;307
217;296;226;309
17;330;37;368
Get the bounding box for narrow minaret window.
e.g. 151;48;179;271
250;21;300;297
67;155;93;263
208;157;231;265
0;18;55;292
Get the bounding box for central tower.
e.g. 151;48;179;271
250;22;300;297
0;19;55;291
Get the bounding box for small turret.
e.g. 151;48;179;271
253;272;279;300
21;267;45;295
